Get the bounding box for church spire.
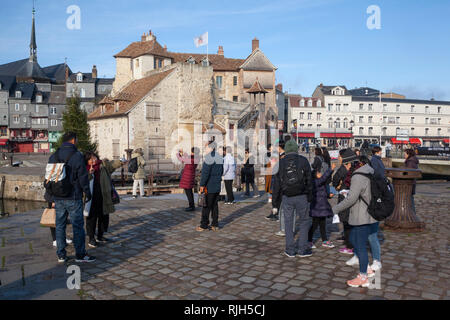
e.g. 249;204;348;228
29;1;37;62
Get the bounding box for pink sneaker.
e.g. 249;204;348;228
339;248;354;255
347;274;370;288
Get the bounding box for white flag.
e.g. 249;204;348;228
194;32;208;48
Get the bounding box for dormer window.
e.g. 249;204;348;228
187;57;195;64
115;102;119;112
300;99;305;107
36;94;42;103
202;58;210;67
317;100;322;107
77;73;83;82
307;100;312;107
15;91;22;98
332;87;344;96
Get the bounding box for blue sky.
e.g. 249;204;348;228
1;0;449;100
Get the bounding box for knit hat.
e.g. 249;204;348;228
284;140;299;154
341;149;357;164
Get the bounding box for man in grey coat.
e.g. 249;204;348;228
332;156;378;288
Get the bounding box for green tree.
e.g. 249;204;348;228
54;96;98;153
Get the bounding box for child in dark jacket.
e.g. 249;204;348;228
308;163;336;249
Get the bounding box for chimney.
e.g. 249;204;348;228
163;44;167;52
141;32;146;42
217;46;224;56
320;83;323;88
252;37;259;52
92;65;98;79
65;66;69;81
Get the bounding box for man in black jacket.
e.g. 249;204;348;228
272;140;313;258
48;132;94;263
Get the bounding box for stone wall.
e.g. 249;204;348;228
0;174;45;201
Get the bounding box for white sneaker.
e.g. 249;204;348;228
53;239;73;247
371;260;382;271
346;255;359;266
268;198;272;203
275;231;285;237
53;240;57;247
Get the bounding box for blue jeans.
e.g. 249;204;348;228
368;222;381;262
282;194;310;255
55;199;86;259
350;224;372;275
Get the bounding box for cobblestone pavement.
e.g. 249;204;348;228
0;184;449;300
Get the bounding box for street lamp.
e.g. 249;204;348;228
334;121;337;149
349;120;355;148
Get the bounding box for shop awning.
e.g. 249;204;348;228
0;139;8;146
391;138;408;144
444;138;449;144
292;132;315;138
409;138;422;145
320;133;353;138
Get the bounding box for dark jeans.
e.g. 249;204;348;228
308;217;327;242
86;209;107;241
200;193;219;229
184;188;195;208
343;221;354;249
245;181;257;196
224;180;234;202
282;194;311;255
350;224;373;275
55;199;86;259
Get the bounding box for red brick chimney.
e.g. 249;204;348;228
65;66;69;81
252;37;259;52
320;83;323;88
163;44;167;52
217;46;224;56
92;65;98;79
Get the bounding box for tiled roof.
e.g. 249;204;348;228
114;40;172;59
88;68;175;120
247;79;268;94
169;52;245;71
289;95;320;108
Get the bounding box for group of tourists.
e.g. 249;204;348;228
44;131;420;289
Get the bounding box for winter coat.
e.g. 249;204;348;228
199;151;224;194
131;152;146;180
405;155;419;194
370;155;386;180
332;164;377;226
48;142;91;201
223;154;236;180
243;156;255;184
310;168;334;218
178;153;197;189
332;164;350;221
99;159;122;215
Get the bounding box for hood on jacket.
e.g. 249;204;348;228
353;163;375;175
284;140;299;154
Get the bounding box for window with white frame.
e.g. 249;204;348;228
425;106;429;114
382;127;387;135
36;94;42;103
50;107;57;115
336;104;341;112
368;104;373;111
437;107;441;114
80;88;86;98
23;104;27;111
425;118;429;124
317;113;321;121
383;104;388;112
411;117;415;124
359;127;364;135
368;127;373;135
396;105;400;112
300;99;305;107
396;117;400;124
317;100;322;107
359;103;364;111
299;112;304;120
411;105;415;113
15;103;20;111
15;91;21;98
51;119;57;127
307;113;312;120
359;116;364;123
215;76;223;89
77;73;83;82
438;128;442;135
35;105;39;113
368;116;373;123
344;104;349;111
425;128;429;135
13;115;19;124
328;104;333;111
308;100;312;107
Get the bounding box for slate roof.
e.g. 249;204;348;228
352;96;450;106
42;63;71;82
68;72;115;85
48;91;66;104
88;68;175;120
348;87;382;97
9;82;35;100
0;58;51;81
317;85;349;95
0;75;17;92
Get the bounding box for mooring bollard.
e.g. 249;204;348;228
383;168;425;232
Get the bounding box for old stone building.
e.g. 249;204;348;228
90;31;279;161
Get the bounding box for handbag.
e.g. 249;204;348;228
197;187;208;208
83;178;94;217
40;208;56;228
111;183;120;204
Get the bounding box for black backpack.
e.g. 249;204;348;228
128;157;138;173
44;149;77;198
280;156;305;197
354;172;395;221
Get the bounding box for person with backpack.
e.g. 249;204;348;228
332;156;384;288
308;162;337;249
84;152;124;248
177;147;199;211
131;148;146;199
46;132;94;263
332;149;357;256
272;140;313;258
197;141;224;232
